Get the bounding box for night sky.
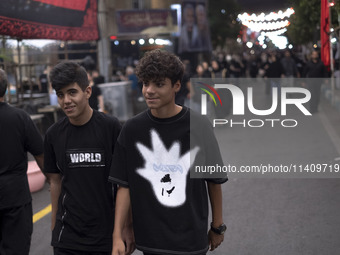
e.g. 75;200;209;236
236;0;290;13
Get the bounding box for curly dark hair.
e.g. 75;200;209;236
50;61;89;92
136;50;184;86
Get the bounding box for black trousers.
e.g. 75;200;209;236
144;253;207;255
0;202;33;255
54;247;111;255
308;82;322;113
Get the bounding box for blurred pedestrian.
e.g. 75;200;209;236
210;60;227;78
265;53;284;95
39;65;50;93
0;68;44;255
88;70;105;112
229;54;244;78
202;61;211;78
303;50;327;113
281;50;300;89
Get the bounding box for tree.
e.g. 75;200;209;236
208;0;242;48
287;0;337;45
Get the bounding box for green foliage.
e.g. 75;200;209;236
208;0;242;48
287;0;338;45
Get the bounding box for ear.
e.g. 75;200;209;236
174;80;181;93
85;86;92;99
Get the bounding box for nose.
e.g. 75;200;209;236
144;84;155;95
63;94;72;104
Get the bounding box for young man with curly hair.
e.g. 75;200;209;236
109;50;227;255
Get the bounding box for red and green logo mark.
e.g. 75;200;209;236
197;82;223;106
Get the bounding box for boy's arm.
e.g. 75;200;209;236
98;94;105;112
33;154;44;172
207;182;225;251
112;186;132;255
46;173;62;230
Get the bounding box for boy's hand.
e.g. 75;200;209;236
112;237;126;255
208;229;224;251
122;224;135;255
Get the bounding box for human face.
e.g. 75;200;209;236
311;51;319;61
142;78;180;117
56;82;92;125
184;7;195;29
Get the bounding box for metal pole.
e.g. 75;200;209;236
329;0;336;105
64;41;69;60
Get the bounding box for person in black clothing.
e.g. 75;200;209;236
39;66;50;93
303;50;327;113
110;50;227;255
88;70;105;111
265;53;284;96
44;61;134;255
0;69;44;255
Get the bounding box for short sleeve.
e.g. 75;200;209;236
43;132;59;174
203;124;228;184
109;139;129;187
191;112;228;184
24;114;44;156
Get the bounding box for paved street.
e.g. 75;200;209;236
30;81;340;255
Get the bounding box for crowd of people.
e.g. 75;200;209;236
174;49;328;114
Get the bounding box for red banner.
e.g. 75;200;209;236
0;0;98;41
321;0;330;68
33;0;88;11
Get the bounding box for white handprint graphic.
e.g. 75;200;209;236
136;129;199;207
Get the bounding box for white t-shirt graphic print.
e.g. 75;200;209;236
136;129;199;207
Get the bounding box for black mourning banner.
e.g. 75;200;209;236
0;0;98;40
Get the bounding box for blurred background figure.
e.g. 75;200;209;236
88;70;105;112
302;50;327;113
265;52;284;95
178;3;199;53
176;60;191;106
195;4;212;51
121;65;142;115
281;50;300;90
38;66;50;94
202;61;211;78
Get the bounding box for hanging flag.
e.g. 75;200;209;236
0;0;98;41
321;0;330;68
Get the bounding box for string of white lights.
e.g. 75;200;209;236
237;8;295;23
241;20;290;32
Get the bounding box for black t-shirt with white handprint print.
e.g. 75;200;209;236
109;106;227;255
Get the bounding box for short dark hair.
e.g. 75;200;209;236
50;61;89;91
0;69;8;97
136;50;184;85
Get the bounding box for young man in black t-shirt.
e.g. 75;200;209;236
0;69;44;255
44;61;134;255
110;50;227;255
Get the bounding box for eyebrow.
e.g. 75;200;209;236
56;88;78;94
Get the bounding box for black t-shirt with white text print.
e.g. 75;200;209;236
44;110;121;252
109;106;227;255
